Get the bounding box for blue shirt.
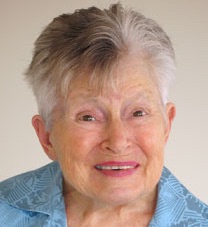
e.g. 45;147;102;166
0;162;207;226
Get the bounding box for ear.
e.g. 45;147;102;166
32;115;57;161
164;102;176;142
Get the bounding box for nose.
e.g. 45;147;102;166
101;119;131;154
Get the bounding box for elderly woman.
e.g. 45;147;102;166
0;3;207;227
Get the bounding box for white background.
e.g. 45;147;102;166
1;0;208;204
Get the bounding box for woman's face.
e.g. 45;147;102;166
44;56;175;206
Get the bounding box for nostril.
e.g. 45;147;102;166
101;138;131;154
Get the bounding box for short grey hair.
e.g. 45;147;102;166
25;3;176;130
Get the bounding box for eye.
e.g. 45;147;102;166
133;110;146;117
79;115;96;122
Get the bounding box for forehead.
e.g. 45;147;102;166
68;55;159;100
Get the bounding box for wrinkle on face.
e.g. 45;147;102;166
47;55;174;216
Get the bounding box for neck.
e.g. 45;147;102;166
64;187;157;226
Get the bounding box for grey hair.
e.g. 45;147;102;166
25;3;176;130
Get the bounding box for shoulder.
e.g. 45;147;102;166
0;161;60;203
151;167;208;226
0;200;51;226
0;162;64;227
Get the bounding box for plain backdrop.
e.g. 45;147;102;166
1;0;208;204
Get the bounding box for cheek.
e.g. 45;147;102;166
62;157;90;193
135;123;166;161
56;134;88;170
133;124;166;190
55;136;92;194
53;127;99;184
54;125;93;158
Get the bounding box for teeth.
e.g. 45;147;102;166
96;165;134;170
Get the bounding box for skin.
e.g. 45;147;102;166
32;56;175;226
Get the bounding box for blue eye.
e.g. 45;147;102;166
133;110;145;117
80;115;96;121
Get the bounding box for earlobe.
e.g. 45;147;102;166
165;102;176;142
32;115;57;160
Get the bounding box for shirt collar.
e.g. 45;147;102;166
0;161;64;216
1;163;190;225
149;167;183;226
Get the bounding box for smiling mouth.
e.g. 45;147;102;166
95;165;136;170
94;162;139;177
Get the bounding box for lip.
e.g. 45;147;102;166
94;161;139;177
